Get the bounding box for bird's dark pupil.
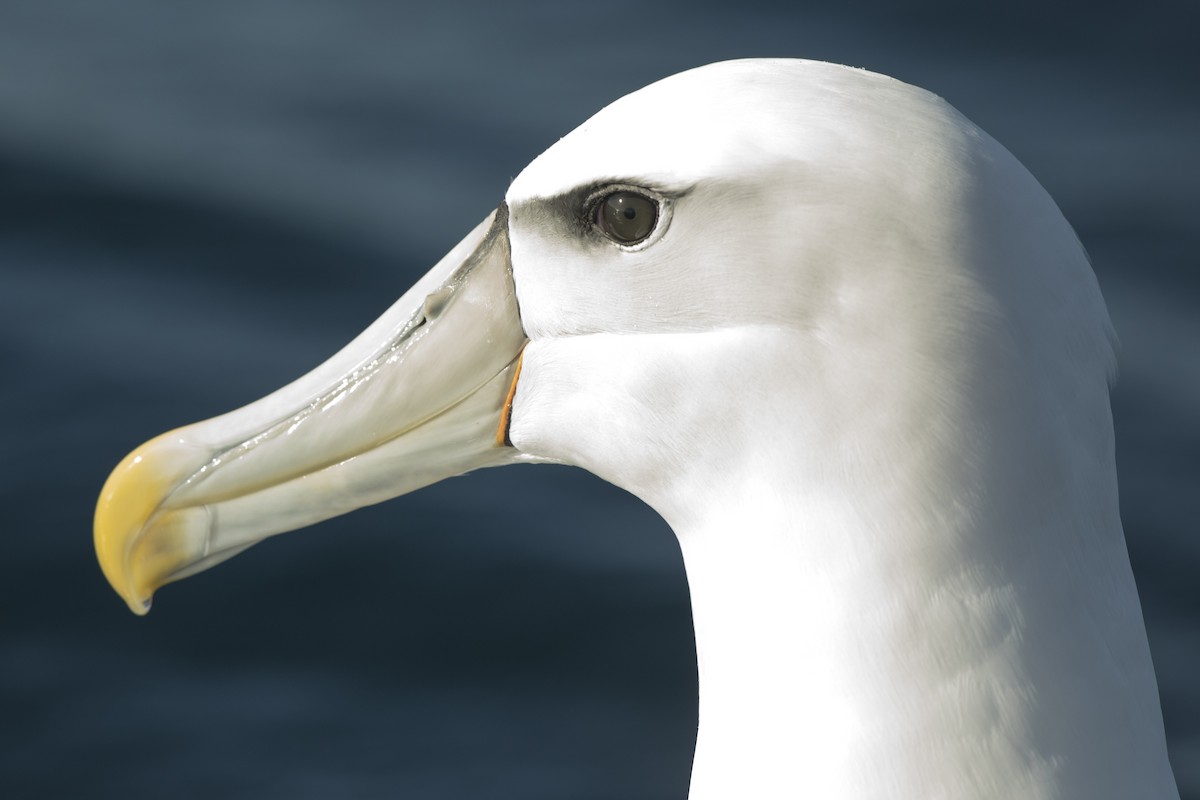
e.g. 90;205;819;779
623;207;637;220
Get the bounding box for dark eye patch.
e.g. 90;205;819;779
508;180;681;250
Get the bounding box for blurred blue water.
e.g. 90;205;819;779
1;1;1196;797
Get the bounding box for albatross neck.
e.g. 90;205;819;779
655;452;1177;800
507;330;1176;797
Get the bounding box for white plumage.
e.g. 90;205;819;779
96;59;1179;798
503;59;1177;798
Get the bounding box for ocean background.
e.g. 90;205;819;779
1;1;1196;797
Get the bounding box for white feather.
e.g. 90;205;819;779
506;59;1177;799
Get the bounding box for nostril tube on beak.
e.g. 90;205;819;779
422;285;456;321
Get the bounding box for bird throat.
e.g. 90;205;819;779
664;473;1172;799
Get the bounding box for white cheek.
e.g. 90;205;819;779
510;338;628;474
507;336;683;501
506;329;806;517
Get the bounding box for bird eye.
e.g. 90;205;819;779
594;190;658;245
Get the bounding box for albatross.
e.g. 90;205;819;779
94;59;1180;798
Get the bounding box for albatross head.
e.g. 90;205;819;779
95;59;1178;798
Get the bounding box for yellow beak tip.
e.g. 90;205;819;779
93;430;205;615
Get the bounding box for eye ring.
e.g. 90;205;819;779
588;186;667;248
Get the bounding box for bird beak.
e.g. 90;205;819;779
95;204;527;615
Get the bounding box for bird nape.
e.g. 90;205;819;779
94;59;1180;799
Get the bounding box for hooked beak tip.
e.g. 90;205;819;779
94;431;209;615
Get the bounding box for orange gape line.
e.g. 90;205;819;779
496;348;525;446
